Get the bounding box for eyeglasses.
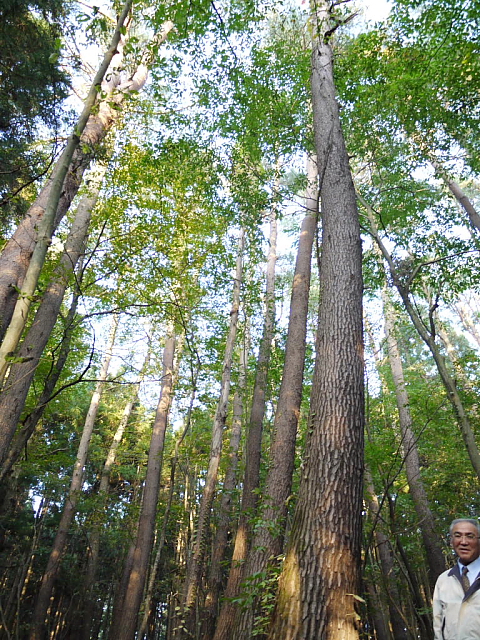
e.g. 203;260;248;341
451;532;480;541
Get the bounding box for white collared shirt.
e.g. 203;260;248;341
458;554;480;584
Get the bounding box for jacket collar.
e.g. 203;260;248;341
449;564;480;600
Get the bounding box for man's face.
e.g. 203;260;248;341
451;521;480;565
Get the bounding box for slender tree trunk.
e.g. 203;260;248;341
230;154;317;640
114;326;176;640
29;313;118;640
177;230;244;639
137;355;199;640
362;195;480;480
81;348;151;640
268;3;364;638
0;164;106;471
201;327;249;640
214;206;277;640
364;469;408;640
381;285;446;590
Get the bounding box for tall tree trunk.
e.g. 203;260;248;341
81;348;151;640
137;348;199;640
114;325;176;640
362;195;480;480
230;154;317;640
201;327;249;640
268;3;364;638
214;206;277;640
29;313;119;640
0;3;135;376
177;230;244;639
0;164;106;471
381;284;446;590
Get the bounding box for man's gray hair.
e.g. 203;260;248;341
449;518;480;535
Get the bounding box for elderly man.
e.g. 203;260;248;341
433;518;480;639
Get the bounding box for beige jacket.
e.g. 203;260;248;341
433;565;480;640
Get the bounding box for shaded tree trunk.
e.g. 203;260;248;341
114;325;176;640
29;313;119;640
381;284;446;591
201;326;249;640
268;3;364;637
177;230;244;639
214;206;277;640
81;348;151;640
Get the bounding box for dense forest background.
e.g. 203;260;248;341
1;0;480;638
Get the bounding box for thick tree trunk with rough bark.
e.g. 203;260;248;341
230;155;317;640
114;327;176;640
177;230;244;639
0;165;106;471
29;314;118;640
268;4;364;638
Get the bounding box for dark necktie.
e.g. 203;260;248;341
461;566;470;594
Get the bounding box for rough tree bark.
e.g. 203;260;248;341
29;313;118;640
268;3;364;638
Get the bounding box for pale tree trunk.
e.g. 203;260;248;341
268;3;364;638
201;326;249;640
214;207;277;640
453;297;480;349
362;195;480;481
0;14;174;353
381;284;446;590
230;154;317;640
0;164;106;471
81;347;151;640
0;262;82;482
0;2;135;377
177;230;245;639
114;325;176;640
29;313;119;640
